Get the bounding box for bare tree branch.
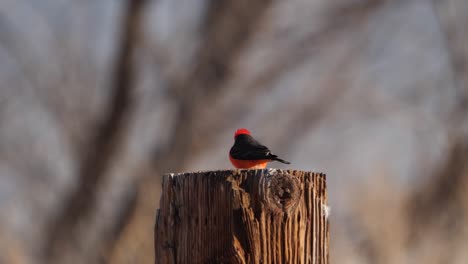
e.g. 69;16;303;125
407;0;468;252
44;0;147;263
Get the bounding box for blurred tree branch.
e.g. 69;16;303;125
44;0;147;263
408;0;468;254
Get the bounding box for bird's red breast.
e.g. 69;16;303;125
229;156;268;169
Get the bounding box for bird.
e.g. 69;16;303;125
229;128;290;169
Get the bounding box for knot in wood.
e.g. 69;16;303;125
260;171;301;214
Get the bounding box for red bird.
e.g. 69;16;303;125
229;128;290;169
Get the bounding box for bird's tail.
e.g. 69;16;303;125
268;154;290;164
273;157;291;164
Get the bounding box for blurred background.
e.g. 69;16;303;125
0;0;467;263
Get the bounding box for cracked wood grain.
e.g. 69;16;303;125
155;169;329;264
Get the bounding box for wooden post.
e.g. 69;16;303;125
155;169;329;264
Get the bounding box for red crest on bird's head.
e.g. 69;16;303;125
234;128;251;138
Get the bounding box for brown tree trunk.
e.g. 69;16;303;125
155;169;329;264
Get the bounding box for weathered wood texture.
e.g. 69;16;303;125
155;169;329;264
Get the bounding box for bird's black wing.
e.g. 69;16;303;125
229;134;272;160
